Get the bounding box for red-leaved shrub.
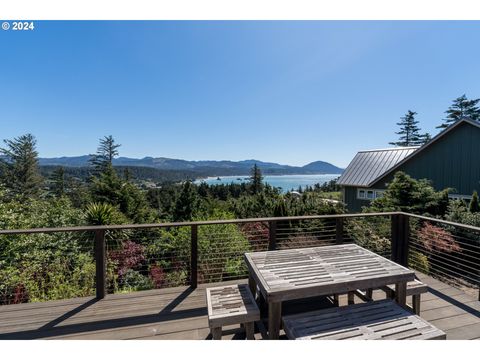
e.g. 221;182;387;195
417;223;461;253
240;222;269;251
149;265;165;288
108;240;145;277
13;284;29;304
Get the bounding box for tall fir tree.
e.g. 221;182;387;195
249;163;263;194
422;132;432;145
89;135;123;204
50;166;66;197
173;181;198;221
437;94;480;129
389;110;426;146
88;136;154;223
0;133;42;198
89;135;121;173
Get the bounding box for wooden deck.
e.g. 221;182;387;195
0;273;479;340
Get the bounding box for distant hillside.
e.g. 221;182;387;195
38;155;91;167
302;161;344;174
39;165;200;184
38;156;344;176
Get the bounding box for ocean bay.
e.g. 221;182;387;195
194;174;340;192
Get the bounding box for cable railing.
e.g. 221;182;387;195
407;213;480;300
0;211;479;306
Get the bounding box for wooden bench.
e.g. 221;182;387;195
282;299;446;340
379;279;428;315
206;284;260;340
349;280;427;315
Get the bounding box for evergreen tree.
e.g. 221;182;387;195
389;111;425;146
469;191;480;213
368;171;451;216
50;166;66;197
421;132;432;145
123;167;132;182
90;166;123;205
89;136;122;202
249;164;263;194
89;135;121;173
66;177;91;208
88;136;152;223
273;199;287;217
0;134;42;198
437;94;480;129
173;181;198;221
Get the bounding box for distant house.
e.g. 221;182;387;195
337;118;480;212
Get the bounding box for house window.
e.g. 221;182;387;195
357;188;385;200
448;194;473;201
358;189;366;199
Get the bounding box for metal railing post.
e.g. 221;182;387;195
401;214;410;267
190;224;198;288
94;229;106;299
391;213;409;267
391;214;400;264
268;220;277;251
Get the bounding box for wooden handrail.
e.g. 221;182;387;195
400;212;480;233
0;212;401;235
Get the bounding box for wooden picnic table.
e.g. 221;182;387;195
244;243;415;339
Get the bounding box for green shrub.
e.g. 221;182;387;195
345;218;391;257
120;269;153;292
408;250;430;274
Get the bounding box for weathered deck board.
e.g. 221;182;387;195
0;273;479;340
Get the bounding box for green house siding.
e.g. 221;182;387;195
343;186;379;213
372;121;480;195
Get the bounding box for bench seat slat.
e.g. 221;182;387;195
282;299;446;340
382;279;428;296
206;284;260;328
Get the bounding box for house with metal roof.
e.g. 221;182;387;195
338;118;480;212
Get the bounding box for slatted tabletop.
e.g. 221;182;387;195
245;244;415;339
245;244;415;303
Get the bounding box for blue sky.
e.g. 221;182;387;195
1;21;480;167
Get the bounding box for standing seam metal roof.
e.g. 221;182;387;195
337;147;419;187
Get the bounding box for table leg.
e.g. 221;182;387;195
365;288;373;300
248;274;256;299
395;281;407;308
258;292;268;318
268;302;282;340
333;294;339;306
347;291;355;305
249;273;267;317
245;322;255;340
412;294;421;315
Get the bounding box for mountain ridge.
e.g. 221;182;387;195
37;156;344;175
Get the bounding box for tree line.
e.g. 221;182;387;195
390;94;480;147
0;134;344;304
